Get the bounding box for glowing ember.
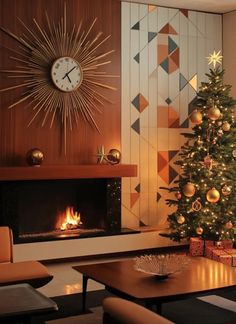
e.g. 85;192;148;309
58;206;82;231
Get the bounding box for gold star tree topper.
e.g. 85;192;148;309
207;50;223;68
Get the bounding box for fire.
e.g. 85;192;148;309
58;206;82;231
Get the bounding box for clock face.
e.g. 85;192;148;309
51;57;83;92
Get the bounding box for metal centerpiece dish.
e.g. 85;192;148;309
134;253;191;279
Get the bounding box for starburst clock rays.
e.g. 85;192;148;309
0;4;117;153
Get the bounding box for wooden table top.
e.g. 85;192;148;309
73;257;236;302
0;283;58;318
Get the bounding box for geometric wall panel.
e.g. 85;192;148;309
121;2;222;228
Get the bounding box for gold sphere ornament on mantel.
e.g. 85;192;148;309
225;221;233;230
26;148;44;166
196;226;204;235
182;182;196;197
106;149;121;165
222;121;231;132
206;187;220;203
208;106;221;120
189;110;203;125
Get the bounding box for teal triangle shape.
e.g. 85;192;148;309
169;165;178;184
131;22;140;30
131;94;140;111
148;32;157;43
168;36;178;54
169;150;178;161
131;118;140;134
180;118;189;128
134;53;140;63
160;58;169;73
179;73;188;91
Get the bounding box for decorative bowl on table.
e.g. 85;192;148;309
134;253;191;280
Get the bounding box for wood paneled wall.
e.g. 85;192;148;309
0;0;121;166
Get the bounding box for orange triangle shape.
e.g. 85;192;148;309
180;9;188;18
159;165;169;184
158;151;168;172
159;24;170;34
168;107;179;127
168;24;177;35
139;94;149;112
170;48;179;66
130;192;139;208
157;44;168;65
168;57;178;74
148;5;156;12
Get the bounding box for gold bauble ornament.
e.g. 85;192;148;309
206;187;220;203
177;215;185;224
208;106;221;121
182;182;196;197
221;184;232;196
222;121;231;132
26;148;44;166
225;221;233;229
189;110;203;125
106;149;121;164
196;226;203;235
192;198;202;211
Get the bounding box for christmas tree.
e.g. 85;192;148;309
161;51;236;242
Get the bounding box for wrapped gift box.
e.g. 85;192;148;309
189;237;204;256
212;249;228;262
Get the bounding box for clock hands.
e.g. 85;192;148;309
62;66;77;83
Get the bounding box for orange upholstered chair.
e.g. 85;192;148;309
0;226;53;288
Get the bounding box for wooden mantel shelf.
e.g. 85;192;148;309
0;164;137;181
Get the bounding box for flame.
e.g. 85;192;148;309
58;206;82;230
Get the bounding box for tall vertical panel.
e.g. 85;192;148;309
121;2;222;229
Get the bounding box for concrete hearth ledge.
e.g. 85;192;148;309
13;230;185;262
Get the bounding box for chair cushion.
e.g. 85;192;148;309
0;227;13;263
103;297;174;324
0;261;53;288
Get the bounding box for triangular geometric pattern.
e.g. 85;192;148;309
131;21;140;30
135;183;141;193
158;151;179;184
160;57;169;73
148;5;156;12
148;32;157;43
130;192;140;208
189;74;197;91
168;107;179;128
180;9;188;18
131;118;140;134
139;220;147;226
179;73;188;90
168;37;178;54
180;118;189;128
159;23;177;35
156;192;162;202
157;44;168;65
134;53;140;63
131;94;149;112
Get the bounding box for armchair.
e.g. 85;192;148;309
0;226;53;288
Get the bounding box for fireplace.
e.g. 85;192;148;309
0;164;138;244
0;177;124;243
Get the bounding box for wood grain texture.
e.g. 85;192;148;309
0;0;121;166
0;164;137;181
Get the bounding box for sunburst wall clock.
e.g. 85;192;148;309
0;3;117;153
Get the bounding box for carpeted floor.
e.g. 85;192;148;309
31;288;236;324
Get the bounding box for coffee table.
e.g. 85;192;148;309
73;257;236;313
0;283;58;323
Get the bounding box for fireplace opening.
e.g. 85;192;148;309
0;178;123;243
